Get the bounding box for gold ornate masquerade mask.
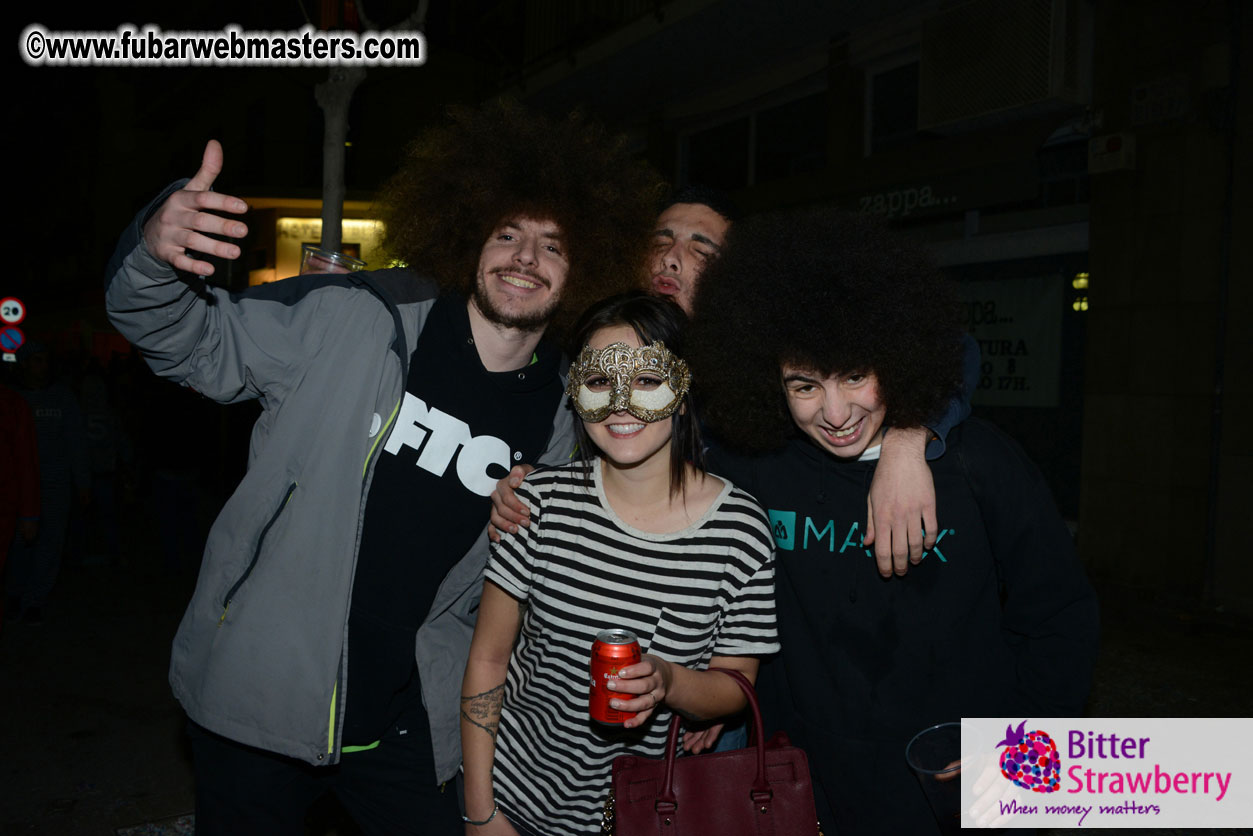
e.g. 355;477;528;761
566;340;691;423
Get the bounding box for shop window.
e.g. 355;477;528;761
680;88;828;189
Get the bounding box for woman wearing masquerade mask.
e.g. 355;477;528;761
460;292;780;836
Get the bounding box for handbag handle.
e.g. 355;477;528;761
656;667;772;817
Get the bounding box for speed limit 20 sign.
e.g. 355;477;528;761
0;297;25;325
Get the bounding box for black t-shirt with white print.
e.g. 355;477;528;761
342;295;566;745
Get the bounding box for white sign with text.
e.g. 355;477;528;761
957;276;1063;408
960;717;1251;829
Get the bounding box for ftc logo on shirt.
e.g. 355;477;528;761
383;392;511;496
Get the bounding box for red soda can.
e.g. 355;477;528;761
590;628;642;725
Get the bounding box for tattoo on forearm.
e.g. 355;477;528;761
461;684;505;740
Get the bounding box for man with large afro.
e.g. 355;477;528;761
105;100;663;835
381;100;661;334
687;208;1099;834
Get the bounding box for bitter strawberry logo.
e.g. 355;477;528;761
997;720;1061;793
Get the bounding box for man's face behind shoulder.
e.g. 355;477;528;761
648;202;730;315
473;216;569;332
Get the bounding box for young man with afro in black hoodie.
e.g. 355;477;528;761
686;207;1099;835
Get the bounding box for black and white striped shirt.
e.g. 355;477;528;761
484;459;780;835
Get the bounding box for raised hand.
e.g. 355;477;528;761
142;140;249;276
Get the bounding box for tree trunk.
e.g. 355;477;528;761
314;66;366;252
314;0;425;255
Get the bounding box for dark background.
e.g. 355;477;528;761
3;0;1250;832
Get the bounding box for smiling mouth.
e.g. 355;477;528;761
607;423;645;436
820;418;863;446
498;272;544;290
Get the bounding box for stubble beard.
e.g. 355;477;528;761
472;268;562;333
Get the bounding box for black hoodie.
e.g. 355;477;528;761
710;418;1099;834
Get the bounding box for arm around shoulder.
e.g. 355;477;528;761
921;332;979;459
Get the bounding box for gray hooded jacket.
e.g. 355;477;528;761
105;184;575;780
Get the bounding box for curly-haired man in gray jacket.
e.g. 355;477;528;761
106;101;661;836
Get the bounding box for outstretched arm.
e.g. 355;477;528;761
460;581;523;835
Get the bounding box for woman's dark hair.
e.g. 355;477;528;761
687;208;965;455
567;292;704;496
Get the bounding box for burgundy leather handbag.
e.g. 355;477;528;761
601;668;822;835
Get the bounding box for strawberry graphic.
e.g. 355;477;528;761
996;720;1061;793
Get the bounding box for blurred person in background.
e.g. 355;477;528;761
1;381;40;626
4;341;89;625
